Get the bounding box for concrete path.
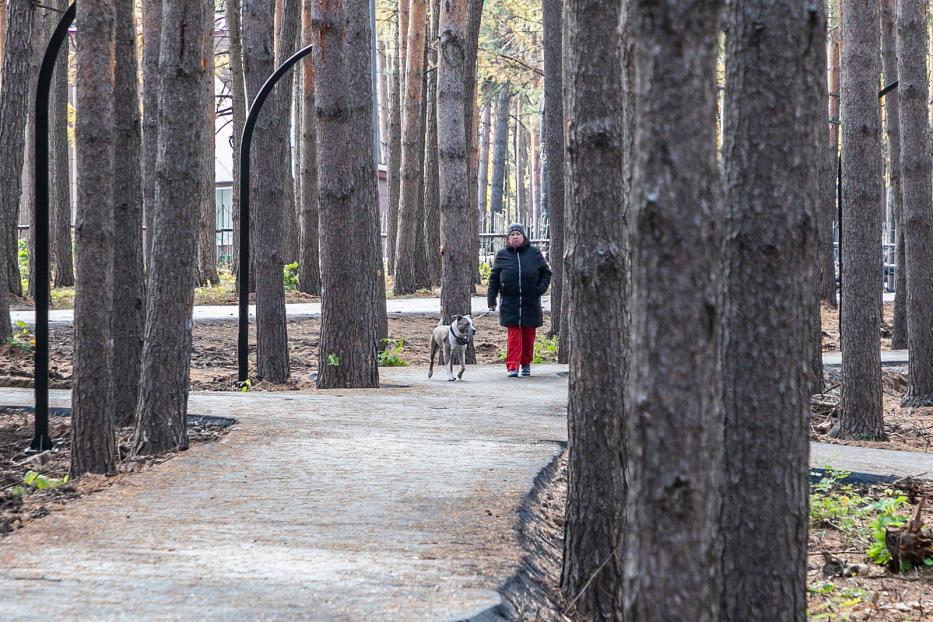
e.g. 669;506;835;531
10;296;552;326
822;349;908;367
0;366;567;622
812;442;933;479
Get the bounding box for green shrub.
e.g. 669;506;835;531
283;262;299;290
378;338;408;367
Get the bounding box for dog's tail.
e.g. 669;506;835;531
428;337;437;378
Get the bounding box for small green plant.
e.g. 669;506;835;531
283;262;300;290
532;334;559;364
19;470;69;492
236;378;252;392
8;320;35;352
17;239;28;293
378;338;408;367
807;583;866;620
478;263;492;286
327;353;340;367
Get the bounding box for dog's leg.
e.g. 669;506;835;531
458;348;465;380
428;338;437;378
446;341;456;381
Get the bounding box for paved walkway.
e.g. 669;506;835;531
822;350;909;367
10;296;552;326
0;366;567;621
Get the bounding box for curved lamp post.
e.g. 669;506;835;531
237;44;314;382
31;2;76;451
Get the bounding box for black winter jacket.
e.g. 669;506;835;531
487;240;552;328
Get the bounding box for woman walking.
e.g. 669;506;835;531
487;224;552;376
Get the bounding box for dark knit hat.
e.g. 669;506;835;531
507;223;527;239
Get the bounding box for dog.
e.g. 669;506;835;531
428;315;477;381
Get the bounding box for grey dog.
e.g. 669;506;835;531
428;315;477;381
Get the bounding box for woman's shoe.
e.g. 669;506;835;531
521;366;531;377
508;369;519;377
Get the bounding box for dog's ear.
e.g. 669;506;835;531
454;314;461;321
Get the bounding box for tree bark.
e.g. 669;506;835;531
818;24;841;307
543;0;563;337
423;0;441;286
489;84;509;218
720;1;822;619
51;0;73;288
625;1;723;619
197;44;220;287
463;0;483;289
24;12;48;300
72;0;117;476
393;0;430;294
558;0;626;616
0;0;6;75
225;0;247;278
242;0;290;383
345;0;388;352
276;0;301;268
897;0;933;405
881;0;906;349
437;0;472;327
298;0;320;295
133;0;212;456
313;0;380;388
386;45;402;277
111;0;146;428
142;0;162;267
477;100;491;231
833;0;884;439
0;0;34;321
377;40;389;163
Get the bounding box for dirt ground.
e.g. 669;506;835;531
0;411;230;537
0;314;526;393
821;301;895;352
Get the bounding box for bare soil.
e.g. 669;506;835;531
0;411;230;537
821;301;895;352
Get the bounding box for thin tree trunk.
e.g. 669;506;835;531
393;0;429;294
720;1;822;619
543;0;563;337
386;45;402;277
197;40;220;287
142;0;162;268
558;0;627;615
437;0;472;327
882;0;906;349
111;0;146;428
377;40;389;163
529;126;540;238
464;0;483;290
298;0;320;295
897;0;933;406
489;84;509;218
225;0;247;279
0;0;6;75
133;0;212;456
24;13;47;300
477;100;491;232
276;0;301;268
423;0;441;286
51;0;73;288
625;1;724;619
313;0;380;388
72;0;116;476
819;23;841;306
833;0;884;440
243;0;290;383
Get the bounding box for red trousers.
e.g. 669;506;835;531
506;326;536;370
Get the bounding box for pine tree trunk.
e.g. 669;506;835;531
111;0;146;428
720;2;822;619
298;0;320;295
133;0;212;456
833;0;884;439
345;0;388;352
464;0;483;288
72;0;117;476
313;0;380;388
142;0;162;267
558;0;626;615
882;0;906;348
818;27;841;307
393;0;429;294
0;0;34;312
477;100;491;231
0;1;6;74
489;84;509;218
377;40;389;163
625;1;723;619
423;0;441;286
242;0;290;383
808;7;828;397
897;0;933;406
276;0;301;268
543;0;563;337
24;13;47;300
529;127;540;238
51;0;73;289
225;0;247;278
437;0;472;327
386;46;402;277
197;45;220;288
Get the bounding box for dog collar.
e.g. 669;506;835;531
449;325;470;346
